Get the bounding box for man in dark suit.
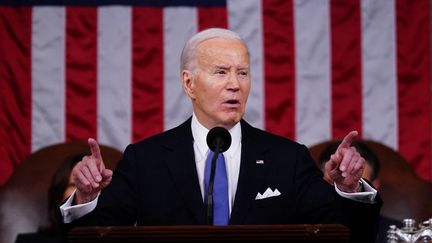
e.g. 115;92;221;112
61;28;381;242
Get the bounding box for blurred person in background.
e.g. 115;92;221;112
15;153;86;243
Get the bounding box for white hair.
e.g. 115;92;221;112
180;28;248;73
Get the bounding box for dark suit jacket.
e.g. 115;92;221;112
68;118;382;242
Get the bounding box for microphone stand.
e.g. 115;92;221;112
206;140;221;225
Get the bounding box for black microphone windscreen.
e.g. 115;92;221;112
206;127;232;153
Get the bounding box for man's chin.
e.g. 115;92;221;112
219;117;241;129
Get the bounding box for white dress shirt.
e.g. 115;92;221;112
191;114;242;215
60;114;376;223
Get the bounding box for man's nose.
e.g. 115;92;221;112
227;72;240;91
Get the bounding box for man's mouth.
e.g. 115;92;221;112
225;99;240;105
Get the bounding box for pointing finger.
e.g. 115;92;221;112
338;131;358;150
88;138;102;162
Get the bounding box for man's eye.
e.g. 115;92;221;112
239;71;248;76
216;70;226;75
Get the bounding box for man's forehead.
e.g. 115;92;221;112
197;39;249;62
197;53;250;70
213;64;250;69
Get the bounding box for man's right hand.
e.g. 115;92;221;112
72;138;113;204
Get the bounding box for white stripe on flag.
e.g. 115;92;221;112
32;7;66;152
228;0;264;129
98;6;132;151
163;7;196;130
294;0;331;146
361;0;398;149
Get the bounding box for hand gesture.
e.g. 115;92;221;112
72;138;113;204
324;131;365;193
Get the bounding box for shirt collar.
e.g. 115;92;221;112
191;113;242;158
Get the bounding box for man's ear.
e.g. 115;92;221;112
182;70;195;99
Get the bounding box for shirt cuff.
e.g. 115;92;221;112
60;190;99;223
334;178;377;203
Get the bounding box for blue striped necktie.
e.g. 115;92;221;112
204;151;229;225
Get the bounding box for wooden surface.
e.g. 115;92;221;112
69;224;350;243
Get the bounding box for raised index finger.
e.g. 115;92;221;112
338;131;358;150
88;138;102;162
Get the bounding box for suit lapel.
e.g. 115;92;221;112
161;119;272;225
230;120;271;224
162;118;207;225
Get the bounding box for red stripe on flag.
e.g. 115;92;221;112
198;7;227;30
330;0;363;139
65;7;98;141
132;7;164;142
396;0;432;181
263;0;296;139
0;7;32;185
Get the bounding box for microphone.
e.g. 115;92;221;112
206;127;232;153
205;127;231;225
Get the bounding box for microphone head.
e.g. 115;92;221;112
206;127;232;153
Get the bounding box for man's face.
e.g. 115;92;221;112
182;38;251;129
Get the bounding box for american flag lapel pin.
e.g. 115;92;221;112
256;160;264;164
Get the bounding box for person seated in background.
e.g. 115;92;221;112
15;153;86;243
318;140;401;243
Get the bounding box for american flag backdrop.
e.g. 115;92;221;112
0;0;431;186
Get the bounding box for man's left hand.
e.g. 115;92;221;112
325;131;365;193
